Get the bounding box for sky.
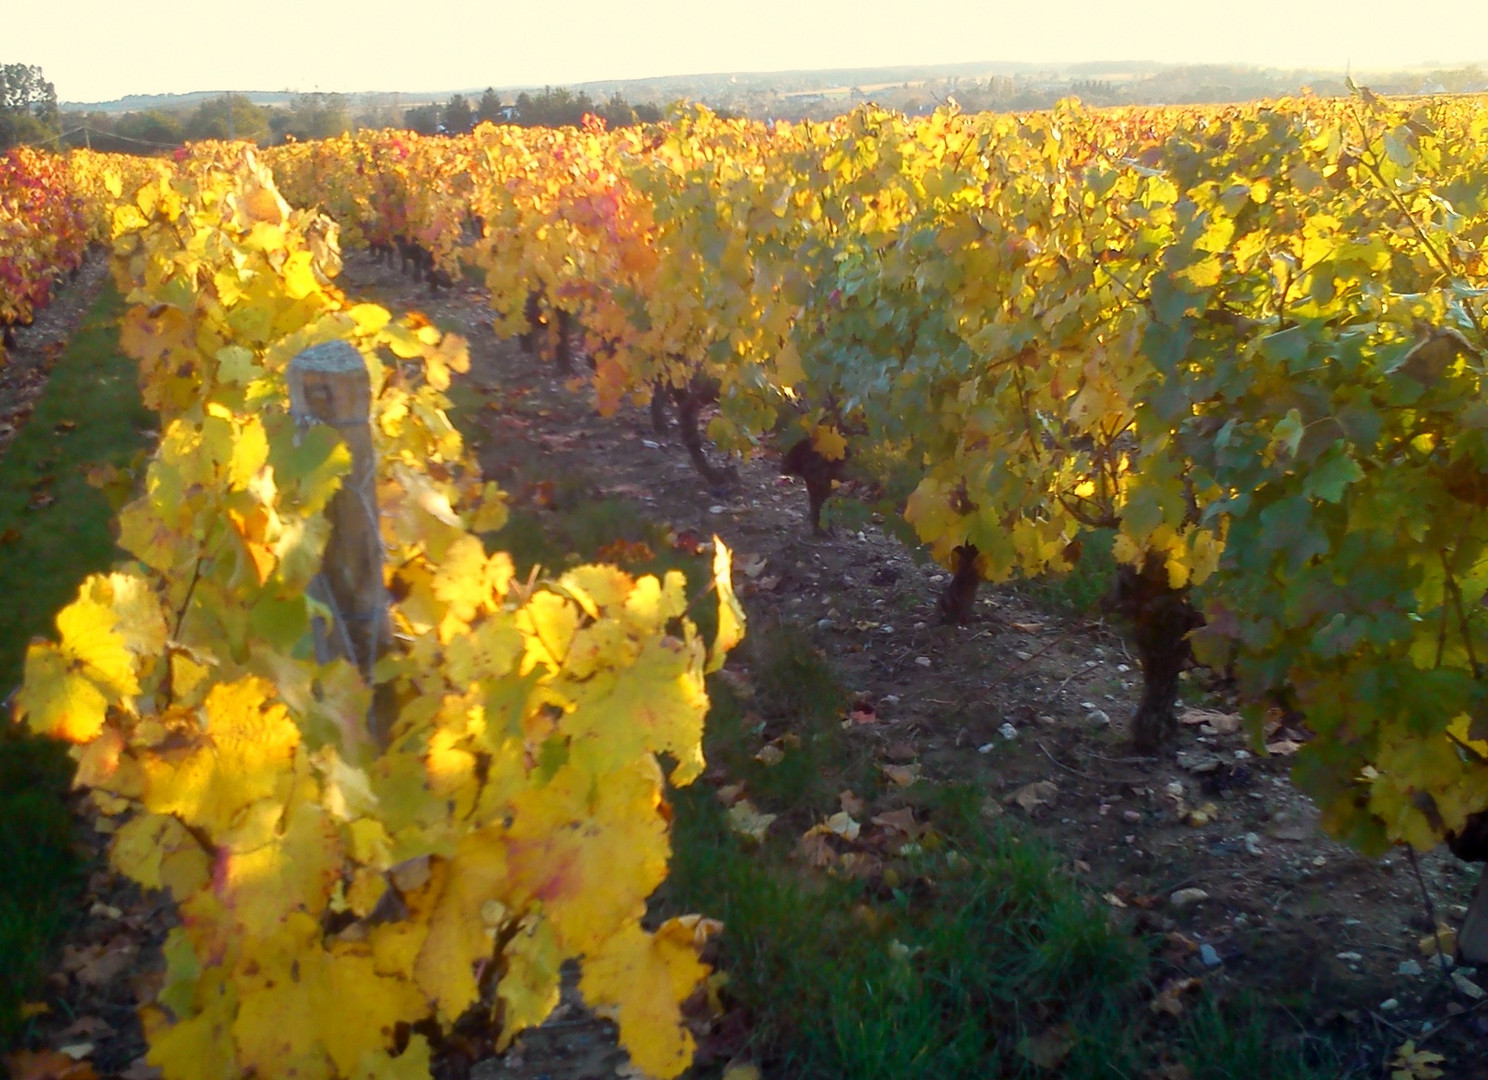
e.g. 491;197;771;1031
14;0;1488;104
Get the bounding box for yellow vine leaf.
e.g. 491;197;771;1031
412;825;510;1019
709;538;744;675
139;678;301;837
810;424;848;462
579;919;710;1080
504;763;668;954
15;573;162;742
495;916;563;1049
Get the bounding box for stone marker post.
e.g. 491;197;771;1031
287;341;391;694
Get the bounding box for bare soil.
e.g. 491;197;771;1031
337;253;1488;1077
16;249;1488;1079
0;254;110;460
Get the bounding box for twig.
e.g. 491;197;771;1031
1405;846;1457;996
1417;993;1488;1046
1038;741;1148;785
1367;1009;1414;1041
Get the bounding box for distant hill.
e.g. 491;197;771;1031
60;58;1488;119
55;60;1174;113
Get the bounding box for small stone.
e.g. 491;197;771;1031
1123;810;1142;823
816;618;836;631
1116;664;1131;673
914;656;932;668
998;723;1019;740
1380;998;1401;1013
882;695;901;706
1452;972;1486;1000
1430;953;1456;971
1038;713;1058;726
641;439;660;449
1398;960;1424;976
1015;650;1034;661
977;743;996;754
913;621;927;630
708;504;727;515
1335;951;1363;963
1081;701;1096;710
1233;750;1251;761
879;625;894;634
1086;710;1111;727
1243;832;1263;855
1165;781;1186;799
1170;888;1209;907
1312;855;1326;867
1199;944;1223;968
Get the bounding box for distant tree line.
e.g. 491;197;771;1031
405;87;661;135
2;63;668;156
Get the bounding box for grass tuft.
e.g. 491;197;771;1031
0;279;151;1050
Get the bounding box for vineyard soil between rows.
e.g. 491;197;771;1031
15;248;1488;1079
340;253;1488;1076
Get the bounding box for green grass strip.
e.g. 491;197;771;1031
0;278;154;1048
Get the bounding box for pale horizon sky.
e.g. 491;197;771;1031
14;0;1488;104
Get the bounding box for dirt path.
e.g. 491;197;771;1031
0;254;111;460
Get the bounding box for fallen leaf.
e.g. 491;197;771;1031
1420;927;1458;957
795;831;837;867
1011;621;1044;633
1009;780;1059;812
755;744;785;767
804;812;860;842
1184;802;1219;827
1266;739;1303;756
848;702;878;724
716;783;745;808
870;808;920;839
880;763;921;788
738;554;768;579
839;790;866;817
1179;708;1239;734
726;800;777;843
1150;977;1201;1017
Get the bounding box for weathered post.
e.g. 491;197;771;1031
287;340;391;697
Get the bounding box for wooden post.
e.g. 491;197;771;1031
287;341;390;687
